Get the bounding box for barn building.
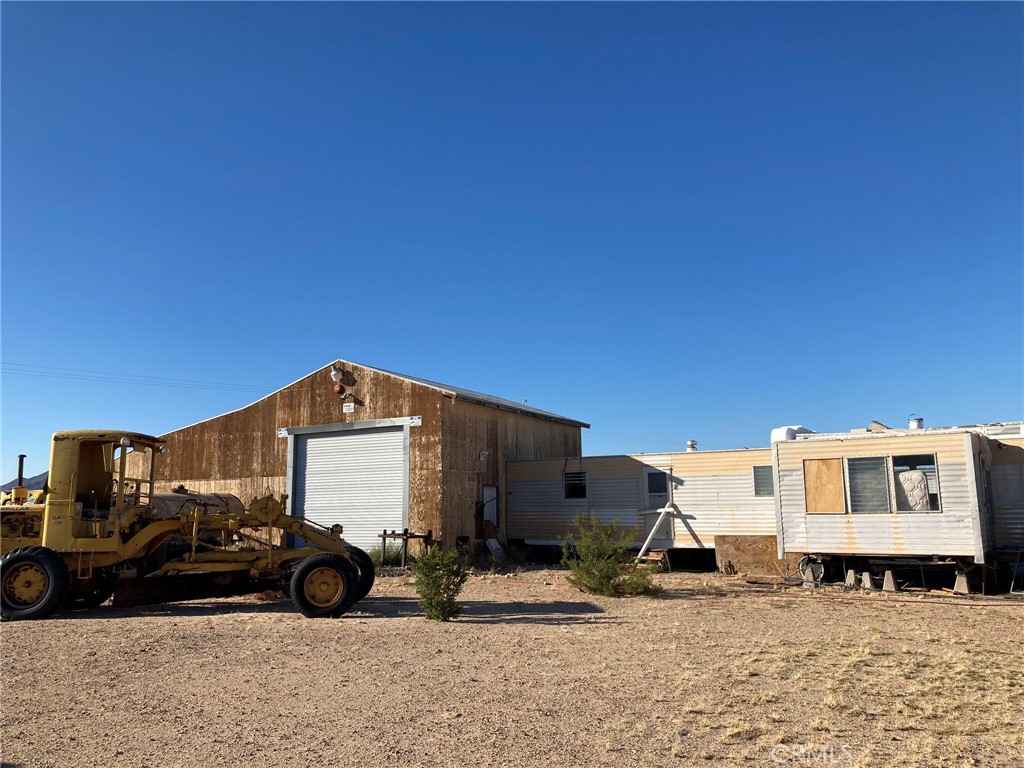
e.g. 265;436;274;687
154;359;588;551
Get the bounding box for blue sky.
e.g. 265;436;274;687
2;2;1022;477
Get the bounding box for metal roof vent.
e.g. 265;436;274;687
908;415;924;430
686;440;698;452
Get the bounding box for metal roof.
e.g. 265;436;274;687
359;362;591;428
170;359;590;433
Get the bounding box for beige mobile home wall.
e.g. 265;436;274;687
775;432;979;559
505;455;665;542
505;449;775;548
668;449;775;548
988;436;1024;550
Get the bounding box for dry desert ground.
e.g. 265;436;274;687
2;569;1022;768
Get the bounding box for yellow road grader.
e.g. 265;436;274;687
0;430;374;621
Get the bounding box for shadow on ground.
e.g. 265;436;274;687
43;581;747;623
50;597;296;621
355;596;614;625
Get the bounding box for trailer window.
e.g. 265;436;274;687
753;465;774;497
847;457;890;514
892;454;939;511
563;471;587;499
647;472;668;495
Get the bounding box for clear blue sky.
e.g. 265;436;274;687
2;2;1022;478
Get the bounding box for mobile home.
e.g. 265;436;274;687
506;447;778;569
773;422;1024;586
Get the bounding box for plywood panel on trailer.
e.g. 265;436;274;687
803;458;845;514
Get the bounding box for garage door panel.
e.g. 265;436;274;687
293;426;407;550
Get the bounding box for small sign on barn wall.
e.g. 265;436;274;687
343;402;355;413
410;415;422;427
277;428;288;438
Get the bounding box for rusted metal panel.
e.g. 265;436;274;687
156;360;585;549
441;398;583;544
155;361;446;538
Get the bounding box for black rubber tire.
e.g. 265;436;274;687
1;545;70;621
290;553;358;618
345;544;376;603
69;568;119;608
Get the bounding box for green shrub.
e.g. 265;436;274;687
561;512;663;597
366;543;403;567
413;546;470;621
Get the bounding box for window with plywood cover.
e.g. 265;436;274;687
804;458;846;514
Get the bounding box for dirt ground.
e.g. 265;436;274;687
2;569;1021;768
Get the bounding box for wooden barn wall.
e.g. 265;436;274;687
153;362;444;535
440;398;583;545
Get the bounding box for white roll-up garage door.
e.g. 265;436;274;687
292;426;407;550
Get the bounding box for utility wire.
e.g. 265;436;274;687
1;363;271;393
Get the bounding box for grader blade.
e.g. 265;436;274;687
110;573;276;607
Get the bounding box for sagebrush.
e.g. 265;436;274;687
561;512;662;597
413;546;470;620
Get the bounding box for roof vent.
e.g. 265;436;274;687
908;415;924;430
770;425;815;443
686;440;698;452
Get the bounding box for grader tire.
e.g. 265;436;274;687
290;553;358;618
1;546;70;621
345;544;376;603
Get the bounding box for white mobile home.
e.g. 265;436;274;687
773;422;1024;572
506;448;778;564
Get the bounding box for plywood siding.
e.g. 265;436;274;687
155;361;444;537
507;449;776;548
803;459;846;514
777;432;978;557
441;400;582;545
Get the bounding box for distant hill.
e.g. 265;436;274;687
1;471;48;492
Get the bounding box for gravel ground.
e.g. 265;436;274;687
2;570;1021;768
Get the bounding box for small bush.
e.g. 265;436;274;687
413;546;470;621
366;543;404;567
561;512;663;597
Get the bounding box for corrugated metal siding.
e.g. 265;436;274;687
778;456;977;556
506;477;645;541
778;433;968;469
293;427;406;550
670;473;776;547
440;397;583;544
990;464;1024;549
